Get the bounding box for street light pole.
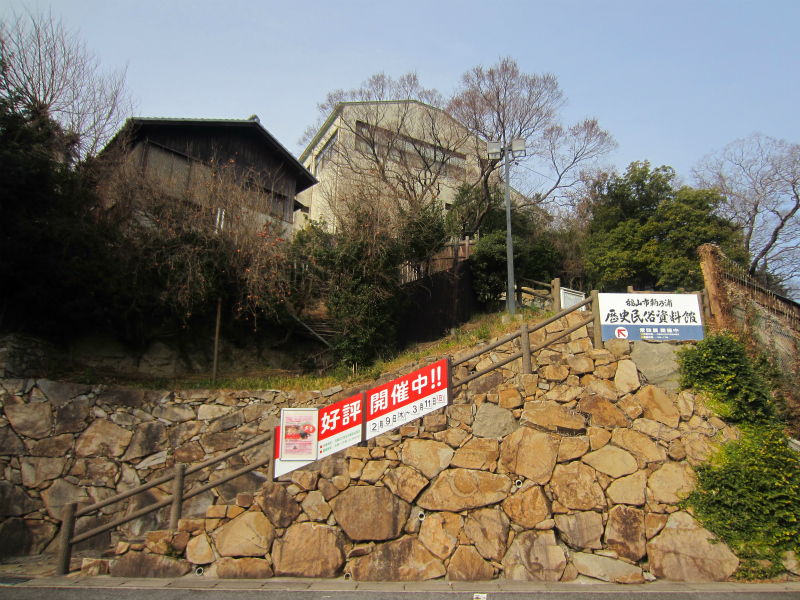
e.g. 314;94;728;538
504;145;515;315
487;139;526;316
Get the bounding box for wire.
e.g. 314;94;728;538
515;161;559;183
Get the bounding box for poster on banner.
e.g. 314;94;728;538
318;393;364;459
273;426;312;478
598;293;704;342
279;409;318;460
365;358;450;439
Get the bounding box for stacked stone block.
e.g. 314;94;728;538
3;312;796;582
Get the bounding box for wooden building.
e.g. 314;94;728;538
101;116;316;234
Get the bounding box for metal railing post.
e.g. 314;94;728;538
268;432;277;482
520;323;532;374
169;463;185;531
591;290;604;349
56;502;76;576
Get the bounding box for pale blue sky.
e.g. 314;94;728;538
4;0;799;183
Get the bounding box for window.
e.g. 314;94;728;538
214;208;226;233
315;131;337;174
354;120;466;180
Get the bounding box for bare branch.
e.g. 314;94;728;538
0;8;135;160
447;57;616;233
693;133;800;290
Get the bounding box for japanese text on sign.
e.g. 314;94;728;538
603;309;699;325
598;293;704;342
279;409;318;461
365;359;449;439
318;394;363;459
276;359;451;477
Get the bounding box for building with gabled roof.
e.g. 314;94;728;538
295;100;479;232
101;116;316;235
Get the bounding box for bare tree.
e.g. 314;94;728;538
302;72;471;233
99;144;293;329
302;61;616;246
694;133;800;293
448;57;617;234
0;8;135;160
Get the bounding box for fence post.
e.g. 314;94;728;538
698;244;726;329
591;290;604;350
551;278;561;312
452;236;462;324
169;463;185;531
268;431;277;482
211;298;222;387
56;502;76;576
520;324;532;374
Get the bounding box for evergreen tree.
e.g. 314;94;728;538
584;161;746;291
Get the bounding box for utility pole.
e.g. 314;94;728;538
487;139;527;315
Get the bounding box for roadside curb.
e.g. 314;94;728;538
7;575;800;594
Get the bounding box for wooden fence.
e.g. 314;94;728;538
397;262;480;348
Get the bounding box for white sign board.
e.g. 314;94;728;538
598;293;704;341
274;394;366;478
279;409;318;461
561;287;586;310
274;359;452;478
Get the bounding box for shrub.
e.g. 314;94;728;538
679;331;798;580
470;231;559;304
290;215;407;367
678;333;773;423
683;425;800;579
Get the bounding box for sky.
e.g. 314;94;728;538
3;0;799;186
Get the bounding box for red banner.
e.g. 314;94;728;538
318;393;363;458
365;359;449;439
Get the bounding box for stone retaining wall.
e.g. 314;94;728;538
0;375;345;556
2;312;794;582
0;334;63;379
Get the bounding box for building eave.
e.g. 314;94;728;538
298;99;465;165
107;117;318;193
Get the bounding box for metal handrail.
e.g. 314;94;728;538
531;314;595;353
455;351;524;388
529;295;593;332
54;291;604;576
73;431;273;518
57;431;273;575
69;454;273;546
452;329;523;367
520;277;553;289
451;291;602;390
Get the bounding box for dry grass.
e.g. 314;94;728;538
58;306;550;392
